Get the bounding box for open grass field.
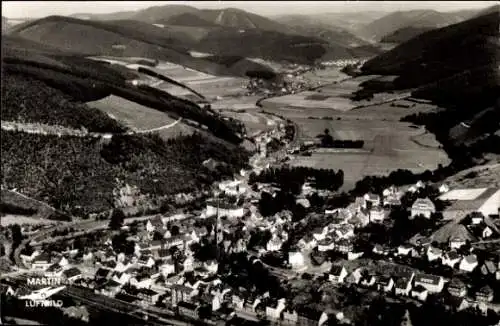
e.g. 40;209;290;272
87;95;195;138
260;81;450;191
220;110;280;136
0;214;56;226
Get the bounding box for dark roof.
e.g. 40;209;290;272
63;267;82;278
138;288;159;296
33;253;51;263
330;265;345;275
177;301;198;310
170;284;193;293
95;268;111;278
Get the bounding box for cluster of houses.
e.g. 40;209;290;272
326;261;496;309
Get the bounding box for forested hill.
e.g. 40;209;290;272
1;35;252;217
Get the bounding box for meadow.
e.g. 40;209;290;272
260;78;450;191
87;95;195;138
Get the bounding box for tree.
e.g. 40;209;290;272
109;209;125;230
10;224;22;246
170;225;180;236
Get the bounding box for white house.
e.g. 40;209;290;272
298;235;317;250
31;253;52;271
205;199;244;219
329;266;348;284
439;184;450;193
266;236;283;252
377;276;394;293
442;251;462;268
482;226;494;239
450;237;467;249
397;244;416;257
318;238;335;252
414;274;445;293
426;246;443;262
58;257;69;268
266;298;286;320
334;224;355;239
395;273;415;296
411;285;428;302
204;260;218;274
459;255;478;272
363;193;381;208
160;259;176;277
138;256;155;268
369;207;387;223
112;272;132;285
288;251;305;269
411;198;436;219
146;216;165;233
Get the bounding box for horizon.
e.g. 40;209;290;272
2;1;497;19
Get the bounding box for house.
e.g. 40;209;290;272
204;260;218;274
95;268;112;280
426;246;443;262
218;180;246;197
58;257;69;267
97;280;122;297
481;260;498;276
369;207;387;223
231;295;244;310
360;273;377;287
459;254;478;272
414;274;445;293
336;239;353;254
265;298;286;320
45;263;63;278
363;193;381;208
138;255;155;268
164;235;185;250
475;286;494;302
447;279;467;297
177;301;199;319
482;226;494;239
298;235;317;250
111;271;132;285
160;259;176;277
130;274;154;289
171;284;195;306
335;224;355;239
31;253;52;271
442;251;462;268
411;285;428;301
266;236;283;252
146;216;164;233
282;309;299;325
63;306;90;323
377;276;394;293
449;237;468;249
346;268;364;285
312;227;328;241
439;184;450;194
318;238;335;252
63;267;83;282
206;199;244;219
347;251;364;261
372;244;389;256
138;288;160;305
470;212;484;225
329;265;348;284
397;244;416;257
411;198;435;219
395;272;415;296
289;251;305;269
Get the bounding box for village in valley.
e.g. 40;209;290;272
2;117;499;326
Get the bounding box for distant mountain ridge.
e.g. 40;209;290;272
380;26;434;43
357;9;478;41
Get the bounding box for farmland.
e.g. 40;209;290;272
0;214;56;227
87;95;195;139
260;74;450;191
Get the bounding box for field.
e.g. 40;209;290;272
260;78;450;191
146;62;247;99
261;73;411;112
87;95;195;138
0;214;55;226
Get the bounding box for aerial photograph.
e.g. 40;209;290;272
0;0;499;325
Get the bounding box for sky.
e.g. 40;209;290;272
2;1;497;19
